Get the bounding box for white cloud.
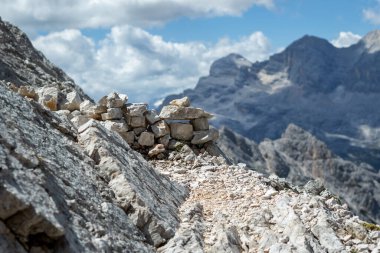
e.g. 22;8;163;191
0;0;275;32
33;26;272;103
363;0;380;25
331;32;361;48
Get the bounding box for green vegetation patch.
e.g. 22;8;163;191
362;222;380;231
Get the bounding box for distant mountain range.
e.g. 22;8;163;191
161;31;380;169
161;31;380;223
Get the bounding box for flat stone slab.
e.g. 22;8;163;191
160;105;213;120
191;129;219;145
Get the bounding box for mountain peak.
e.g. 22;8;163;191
287;34;334;51
361;30;380;53
209;53;252;76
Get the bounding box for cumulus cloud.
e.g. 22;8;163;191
0;0;275;32
33;26;272;103
363;0;380;25
331;32;361;48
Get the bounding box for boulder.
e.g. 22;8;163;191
145;109;161;124
169;96;190;107
101;108;123;120
127;103;148;117
170;123;193;141
191;128;219;145
18;85;37;100
158;135;170;148
106;92;125;108
119;131;135;144
102;120;129;133
138;132;155;147
151;120;170;138
129;116;146;128
61;90;82;111
80;100;106;119
71;115;90;128
191;117;209;131
160;105;212;120
38;87;58;111
148;144;166;157
133;127;146;136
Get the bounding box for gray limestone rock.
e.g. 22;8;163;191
145;109;161;124
101;108;123;120
138;132;155;147
127;103;148;117
160;105;212;120
152;120;170;138
191;129;219;145
191;117;209;131
170;123;193;141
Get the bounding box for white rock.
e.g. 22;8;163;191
169;96;190;107
160;105;212;120
127;103;148;117
102;120;129;133
61;90;82;111
101;108;123;120
106;92;125;108
71;115;90;128
38;86;58;111
148;144;166;157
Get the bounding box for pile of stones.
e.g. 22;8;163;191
14;85;219;158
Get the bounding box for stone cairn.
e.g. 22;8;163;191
14;84;219;158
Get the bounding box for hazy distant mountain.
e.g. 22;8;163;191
161;31;380;169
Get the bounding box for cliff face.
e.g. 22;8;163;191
1;18;380;253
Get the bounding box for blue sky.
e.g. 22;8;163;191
0;0;380;103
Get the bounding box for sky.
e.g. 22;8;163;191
1;0;380;104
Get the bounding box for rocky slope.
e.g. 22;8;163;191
217;125;380;224
160;31;380;169
0;17;90;101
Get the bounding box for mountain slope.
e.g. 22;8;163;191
161;31;380;169
0;17;90;101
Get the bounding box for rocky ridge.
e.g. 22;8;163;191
0;17;90;102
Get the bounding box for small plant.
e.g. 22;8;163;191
362;222;380;231
350;249;358;253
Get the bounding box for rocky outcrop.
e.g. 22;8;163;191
218;124;380;224
0;82;187;252
0;18;90;101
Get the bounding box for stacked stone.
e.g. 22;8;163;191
17;86;219;159
159;96;219;146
